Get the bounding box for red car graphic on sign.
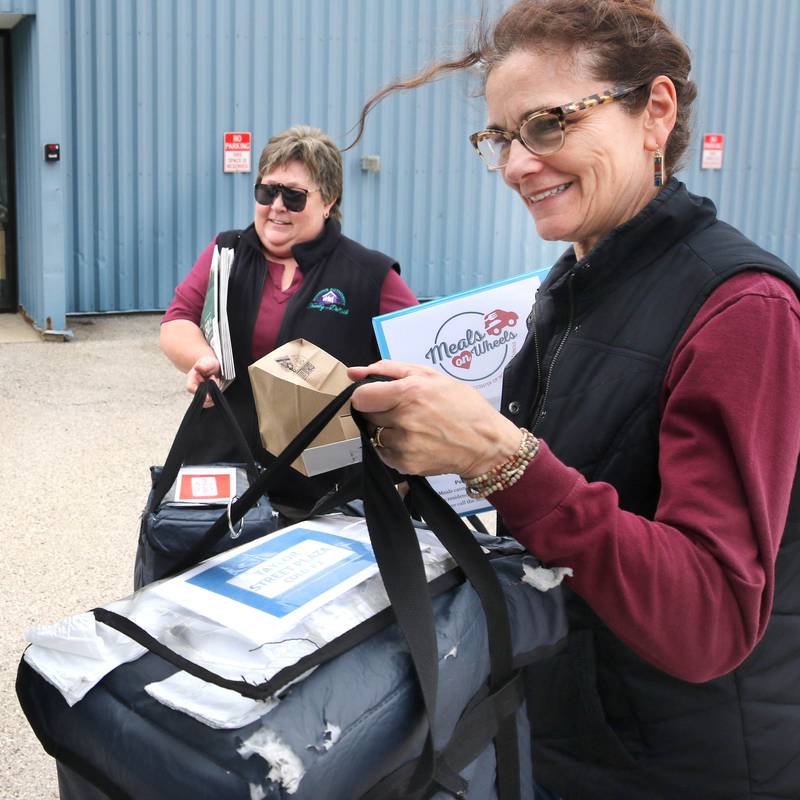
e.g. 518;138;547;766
484;309;518;336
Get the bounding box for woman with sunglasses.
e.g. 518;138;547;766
348;1;800;797
160;125;416;509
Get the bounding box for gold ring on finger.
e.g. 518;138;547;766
370;425;386;449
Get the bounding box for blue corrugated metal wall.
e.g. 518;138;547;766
59;0;538;314
0;1;35;12
10;0;800;317
661;0;800;264
10;0;70;332
10;15;42;322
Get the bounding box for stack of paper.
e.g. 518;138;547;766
199;245;236;388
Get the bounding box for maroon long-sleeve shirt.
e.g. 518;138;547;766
493;271;800;682
163;237;418;360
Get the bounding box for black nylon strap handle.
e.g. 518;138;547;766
162;377;388;579
91;560;469;706
351;408;440;799
96;379;520;799
406;479;515;684
441;673;524;782
359;677;525;800
151;380;257;510
355;456;520;799
406;478;521;798
92;607;272;700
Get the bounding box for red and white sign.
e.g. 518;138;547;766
223;131;252;173
701;133;725;170
174;467;236;503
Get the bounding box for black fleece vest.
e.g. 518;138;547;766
224;219;396;381
501;180;800;799
187;219;397;507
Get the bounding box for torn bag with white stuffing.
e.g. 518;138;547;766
17;379;568;800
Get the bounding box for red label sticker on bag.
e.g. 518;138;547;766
174;467;236;503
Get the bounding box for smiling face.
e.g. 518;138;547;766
485;49;660;259
254;160;335;259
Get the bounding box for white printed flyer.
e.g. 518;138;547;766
373;268;550;514
151;517;380;640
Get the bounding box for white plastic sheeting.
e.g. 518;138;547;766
23;514;456;727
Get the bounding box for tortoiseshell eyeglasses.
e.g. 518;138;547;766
469;84;649;171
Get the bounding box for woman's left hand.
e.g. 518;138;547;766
348;360;522;478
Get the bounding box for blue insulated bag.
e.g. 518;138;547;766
19;378;567;799
134;380;278;589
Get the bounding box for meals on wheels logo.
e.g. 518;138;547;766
425;308;520;381
308;287;349;315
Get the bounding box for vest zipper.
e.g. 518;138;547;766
530;302;543;409
531;272;577;434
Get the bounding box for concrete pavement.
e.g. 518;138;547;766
0;313;42;344
0;313;187;799
0;312;496;798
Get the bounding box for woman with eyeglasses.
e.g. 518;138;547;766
348;1;800;797
160;125;416;508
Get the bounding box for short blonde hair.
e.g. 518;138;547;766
257;126;343;222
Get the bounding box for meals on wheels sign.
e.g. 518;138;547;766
373;268;549;515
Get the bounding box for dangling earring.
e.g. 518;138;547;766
654;148;664;187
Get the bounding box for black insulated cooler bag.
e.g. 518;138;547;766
18;378;567;800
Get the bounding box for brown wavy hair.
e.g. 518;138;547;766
347;0;697;178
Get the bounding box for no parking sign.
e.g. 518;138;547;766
701;133;725;170
223;132;252;173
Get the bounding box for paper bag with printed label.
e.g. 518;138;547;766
248;339;362;477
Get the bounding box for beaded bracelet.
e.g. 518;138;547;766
462;428;540;499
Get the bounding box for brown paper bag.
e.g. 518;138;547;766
248;339;361;476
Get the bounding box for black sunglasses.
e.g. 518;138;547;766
253;182;317;212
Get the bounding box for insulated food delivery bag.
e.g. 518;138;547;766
18;379;568;800
134;380;278;589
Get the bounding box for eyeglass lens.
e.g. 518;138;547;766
521;114;564;155
477;113;565;168
254;183;308;212
476;135;511;169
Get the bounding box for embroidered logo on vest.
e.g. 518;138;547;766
308;288;350;315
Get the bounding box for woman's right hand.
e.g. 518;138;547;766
349;360;522;478
160;320;222;408
186;354;222;407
